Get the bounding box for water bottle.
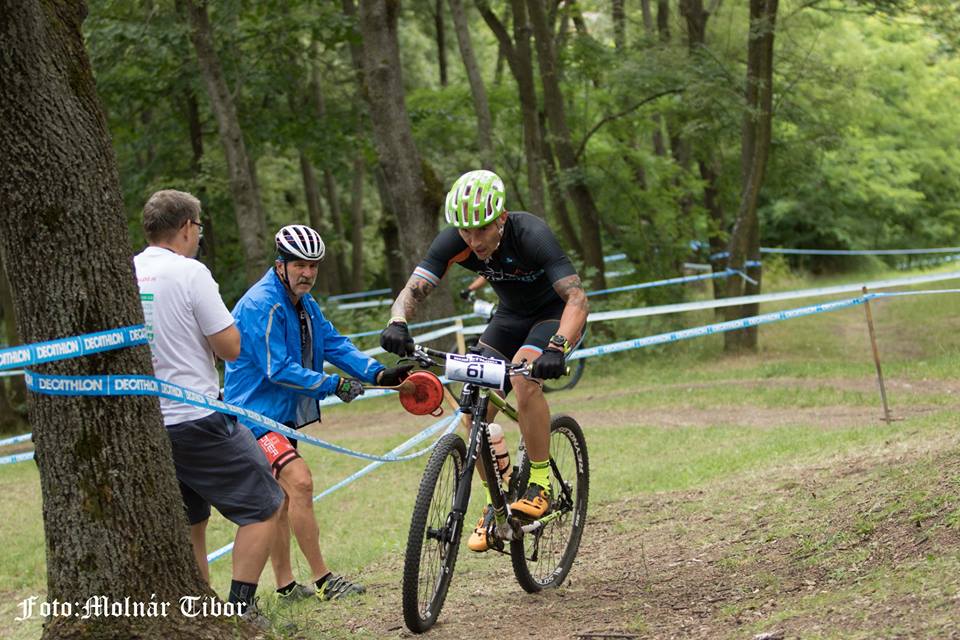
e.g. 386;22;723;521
488;423;511;485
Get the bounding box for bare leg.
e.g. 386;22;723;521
511;347;550;463
268;497;294;587
190;519;209;583
232;503;280;584
276;458;330;582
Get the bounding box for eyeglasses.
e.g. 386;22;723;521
187;219;204;237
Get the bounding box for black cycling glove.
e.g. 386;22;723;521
377;363;415;387
380;321;415;356
459;288;473;301
335;378;364;403
531;348;566;380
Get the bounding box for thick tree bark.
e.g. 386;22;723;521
528;0;606;290
357;0;453;318
184;0;266;286
724;0;778;352
0;265;27;409
350;152;367;291
0;2;232;637
448;0;495;168
478;1;547;217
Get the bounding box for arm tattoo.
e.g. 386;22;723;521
554;275;588;310
391;275;435;320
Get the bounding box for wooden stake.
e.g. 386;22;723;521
862;286;892;424
454;318;466;355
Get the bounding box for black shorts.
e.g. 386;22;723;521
477;300;581;394
167;412;285;526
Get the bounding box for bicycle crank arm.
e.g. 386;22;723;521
518;510;565;534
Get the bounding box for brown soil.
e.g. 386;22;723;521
301;401;960;640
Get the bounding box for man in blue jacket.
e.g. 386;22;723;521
225;224;411;602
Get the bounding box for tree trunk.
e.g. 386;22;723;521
478;1;547;217
308;66;350;291
0;3;230;637
612;0;626;50
448;0;495;168
641;0;655;35
0;265;27;408
357;0;453;318
657;0;670;41
375;168;406;294
539;114;583;257
434;0;448;86
299;150;332;294
350;151;366;291
184;0;266;286
724;0;778;352
527;0;606;290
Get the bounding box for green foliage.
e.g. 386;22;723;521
84;0;960;304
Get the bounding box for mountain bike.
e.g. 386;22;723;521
401;345;589;633
451;297;587;393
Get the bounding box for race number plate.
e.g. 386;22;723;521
444;353;506;390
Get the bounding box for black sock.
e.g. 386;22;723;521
276;581;297;596
314;572;332;589
228;579;258;606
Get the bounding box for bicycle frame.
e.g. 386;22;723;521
449;383;570;551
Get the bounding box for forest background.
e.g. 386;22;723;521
1;0;959;434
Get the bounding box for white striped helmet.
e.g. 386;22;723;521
275;224;325;261
444;170;505;228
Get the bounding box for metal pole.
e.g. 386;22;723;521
862;286;892;423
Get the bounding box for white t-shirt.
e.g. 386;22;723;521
134;246;235;425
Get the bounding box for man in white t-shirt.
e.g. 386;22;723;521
134;190;283;623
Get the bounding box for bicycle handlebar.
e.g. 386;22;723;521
411;344;569;378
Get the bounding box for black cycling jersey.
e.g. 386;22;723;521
414;212;577;314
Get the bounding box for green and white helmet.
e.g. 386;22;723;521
444;170;505;228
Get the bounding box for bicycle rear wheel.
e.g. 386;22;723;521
510;415;589;593
402;433;468;633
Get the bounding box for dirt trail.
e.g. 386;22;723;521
303;401;960;640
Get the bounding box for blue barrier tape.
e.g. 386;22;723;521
345;313;478;340
206;411;461;563
0;451;34;465
587;268;744;298
711;246;960;260
0;433;31;447
0;325;146;372
20;372;450;464
326;287;391;303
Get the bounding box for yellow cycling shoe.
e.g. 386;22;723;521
510;483;552;519
467;505;494;552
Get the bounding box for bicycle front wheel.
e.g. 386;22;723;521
402;433;468;633
510;415;589;592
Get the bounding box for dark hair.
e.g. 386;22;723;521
142;190;200;243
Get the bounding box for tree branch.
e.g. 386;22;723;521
575;88;684;160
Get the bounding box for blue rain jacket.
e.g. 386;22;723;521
224;268;384;437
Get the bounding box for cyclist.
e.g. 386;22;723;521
225;224;412;600
379;170;588;552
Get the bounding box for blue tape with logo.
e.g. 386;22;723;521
16;372;450;464
0;325;146;372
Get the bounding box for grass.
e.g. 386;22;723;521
1;261;960;638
